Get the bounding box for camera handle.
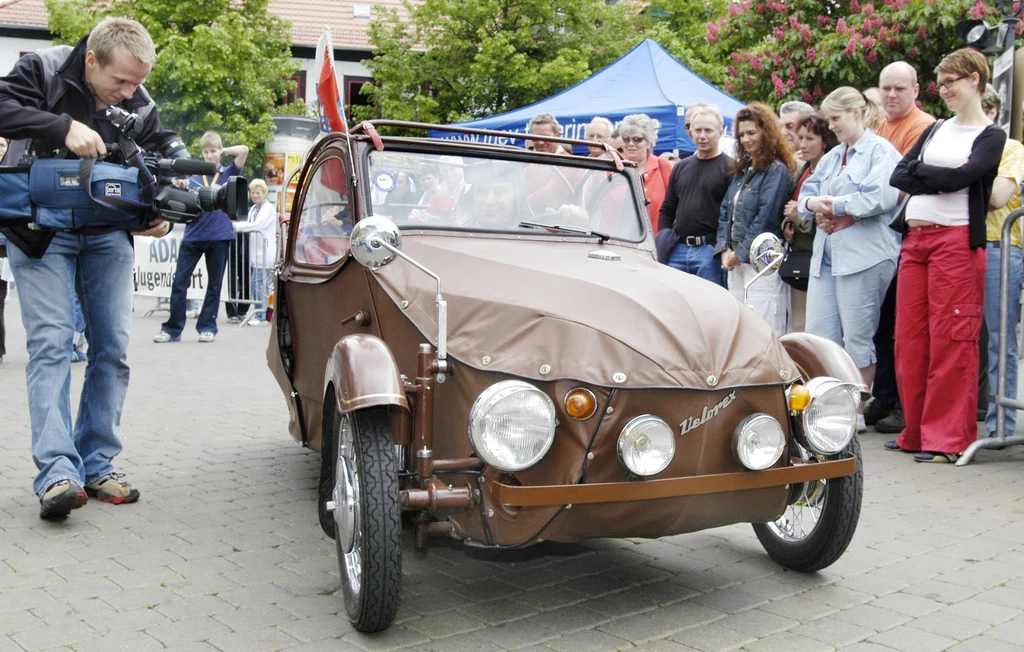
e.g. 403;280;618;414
78;158;153;215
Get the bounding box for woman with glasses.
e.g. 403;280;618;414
888;49;1006;463
797;89;902;432
618;114;674;235
715;103;796;335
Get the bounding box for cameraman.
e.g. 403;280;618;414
0;17;177;519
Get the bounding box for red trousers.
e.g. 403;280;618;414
895;225;985;455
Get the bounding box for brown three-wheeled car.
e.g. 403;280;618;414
267;122;864;632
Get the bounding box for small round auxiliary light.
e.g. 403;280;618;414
788;384;811;412
564;388;597;420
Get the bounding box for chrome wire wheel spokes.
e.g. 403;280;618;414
767;478;827;542
334;414;362;596
752;434;863;573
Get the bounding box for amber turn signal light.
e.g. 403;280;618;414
564;388;597;420
788;384;811;412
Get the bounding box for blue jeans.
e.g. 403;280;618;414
7;231;134;495
667;243;726;287
250;267;271;318
806;256;895;368
985;245;1022;435
161;240;229;337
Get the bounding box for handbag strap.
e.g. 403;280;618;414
893;119;945;217
917;119;945;162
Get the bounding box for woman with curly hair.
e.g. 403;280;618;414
715;102;797;335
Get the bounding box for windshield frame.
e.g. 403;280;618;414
359;141;649;244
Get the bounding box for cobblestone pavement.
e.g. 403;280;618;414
4;291;1024;652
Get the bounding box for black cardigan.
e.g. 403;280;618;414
889;121;1005;249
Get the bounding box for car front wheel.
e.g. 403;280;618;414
752;435;863;572
330;403;401;632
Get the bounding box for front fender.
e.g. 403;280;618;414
780;332;867;398
324;334;409;415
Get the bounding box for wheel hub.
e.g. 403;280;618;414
334;416;360;555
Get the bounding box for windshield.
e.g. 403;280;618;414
366;150;645;241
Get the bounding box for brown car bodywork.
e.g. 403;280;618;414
267;129;860;550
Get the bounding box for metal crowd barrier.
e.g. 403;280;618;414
225;225;279;327
959;206;1024;466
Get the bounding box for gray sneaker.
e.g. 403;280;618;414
39;479;88;519
198;331;216;343
153;331;180;343
85;473;140;504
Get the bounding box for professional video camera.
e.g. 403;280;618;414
104;106;249;224
0;107;249;231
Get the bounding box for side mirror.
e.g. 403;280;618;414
750;233;785;276
350;216;402;268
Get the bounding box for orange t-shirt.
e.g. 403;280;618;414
876;107;937;155
642;154;673;236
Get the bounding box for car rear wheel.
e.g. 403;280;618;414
752;435;862;572
330;404;401;632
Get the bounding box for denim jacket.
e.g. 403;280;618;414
797;130;901;276
715;160;790;263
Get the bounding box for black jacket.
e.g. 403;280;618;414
0;35;173;257
890;121;1005;249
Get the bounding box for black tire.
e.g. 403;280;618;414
752;435;863;572
329;403;401;633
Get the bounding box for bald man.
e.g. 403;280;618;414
875;61;936;155
868;61;937;436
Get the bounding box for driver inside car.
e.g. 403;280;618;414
458;161;590;230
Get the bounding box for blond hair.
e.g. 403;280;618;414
686;103;724;129
87;16;155;67
199;131;223;149
821;87;882;131
249;178;269;193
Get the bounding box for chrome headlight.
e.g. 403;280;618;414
801;377;859;455
468;380;556;472
617;416;675;476
733;413;786;470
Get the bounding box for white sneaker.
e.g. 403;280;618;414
198;331;216;343
153;331;180;343
857;414;867;434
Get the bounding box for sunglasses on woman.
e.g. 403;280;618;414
622;136;646;145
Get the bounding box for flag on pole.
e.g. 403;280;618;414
314;26;347;134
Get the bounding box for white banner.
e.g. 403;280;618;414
133;225;228;301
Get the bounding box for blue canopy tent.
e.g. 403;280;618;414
428;39;746;156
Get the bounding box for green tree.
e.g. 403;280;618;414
356;0;639;125
44;0;298;177
706;0;995;116
640;0;729;87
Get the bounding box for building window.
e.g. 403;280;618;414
283;70;307;105
345;76;373;121
353;3;371;19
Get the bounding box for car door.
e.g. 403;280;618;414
268;137;379;452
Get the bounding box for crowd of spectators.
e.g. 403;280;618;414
654;49;1014;464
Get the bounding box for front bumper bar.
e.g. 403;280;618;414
489;455;856;507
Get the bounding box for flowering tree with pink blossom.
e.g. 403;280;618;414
707;0;1003;116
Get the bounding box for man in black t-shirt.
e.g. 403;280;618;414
658;103;732;287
